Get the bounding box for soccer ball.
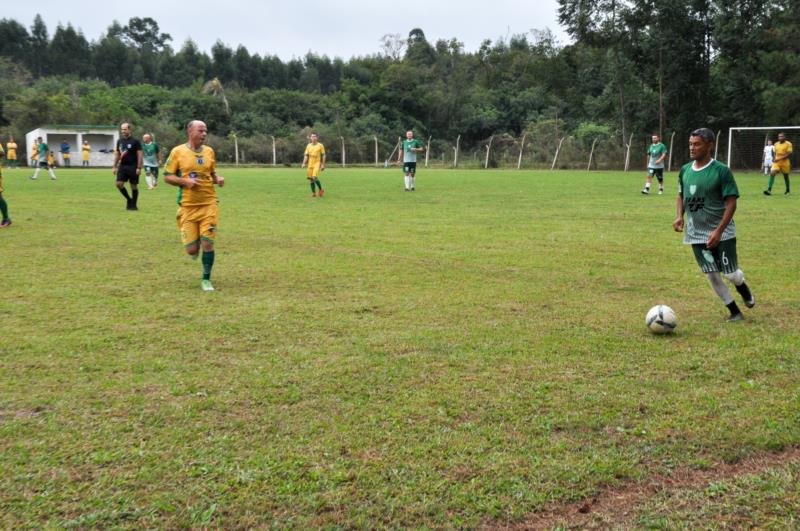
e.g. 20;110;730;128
646;305;677;334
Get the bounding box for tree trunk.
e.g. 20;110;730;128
517;133;526;170
484;135;493;169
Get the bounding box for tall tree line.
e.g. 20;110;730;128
0;3;797;163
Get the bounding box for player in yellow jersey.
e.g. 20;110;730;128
81;140;91;167
0;142;11;227
47;150;56;168
164;120;225;292
301;132;326;197
30;140;38;166
6;136;18;168
764;132;792;195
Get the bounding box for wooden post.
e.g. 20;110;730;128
270;135;276;167
232;133;239;166
484;135;494;169
668;131;676;172
551;137;565;170
386;136;401;166
624;133;634;172
714;129;722;160
454;134;461;168
425;136;431;167
517;133;527;170
340;136;346;168
587;138;598;171
373;135;378;167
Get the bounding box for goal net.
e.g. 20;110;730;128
728;126;800;172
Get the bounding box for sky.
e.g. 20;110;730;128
3;0;568;60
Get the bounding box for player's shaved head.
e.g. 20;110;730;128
120;123;132;138
187;120;208;148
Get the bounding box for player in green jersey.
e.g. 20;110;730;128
30;137;57;180
641;134;667;194
397;130;424;192
673;128;755;322
142;133;161;189
0;142;11;227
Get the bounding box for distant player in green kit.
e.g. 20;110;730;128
142;133;161;189
397;130;424;192
673;128;755;322
641;134;667;194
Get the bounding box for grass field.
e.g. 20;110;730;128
1;166;799;528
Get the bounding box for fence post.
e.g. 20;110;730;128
517;133;527;170
454;134;461;168
270;135;276;167
484;135;494;169
624;133;634;172
231;133;239;166
551;137;565;170
373;135;378;167
340;136;346;168
425;136;432;167
587;138;598;171
714;129;722;160
668;131;676;172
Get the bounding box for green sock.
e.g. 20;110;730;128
784;175;790;192
310;181;316;193
0;198;8;221
202;250;215;280
768;175;775;190
315;178;322;190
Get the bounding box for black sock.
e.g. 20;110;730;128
784;175;790;192
119;187;131;201
726;301;742;316
132;189;139;206
202;250;214;280
735;282;752;302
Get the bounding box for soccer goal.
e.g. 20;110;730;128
727;126;800;171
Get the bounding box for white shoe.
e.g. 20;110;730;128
658;190;663;195
201;279;215;291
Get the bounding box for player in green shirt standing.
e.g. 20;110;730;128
673;128;755;322
397;130;425;192
30;136;57;180
142;133;161;190
641;134;667;194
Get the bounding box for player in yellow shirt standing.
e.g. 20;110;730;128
164;120;225;292
81;140;91;167
6;136;18;168
764;132;792;195
301;132;326;197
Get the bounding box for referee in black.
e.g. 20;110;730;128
113;123;143;211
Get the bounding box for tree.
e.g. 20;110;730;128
0;19;31;65
29;14;49;76
120;17;171;51
49;24;92;77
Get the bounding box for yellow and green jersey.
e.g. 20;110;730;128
304;143;325;165
164;144;218;207
6;142;17;160
774;140;793;162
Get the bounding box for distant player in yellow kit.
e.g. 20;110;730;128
764;131;792;195
164;120;225;292
301;132;326;197
6;136;18;168
0;142;11;227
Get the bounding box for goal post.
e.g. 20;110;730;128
728;126;800;171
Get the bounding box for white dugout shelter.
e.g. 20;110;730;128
25;125;118;167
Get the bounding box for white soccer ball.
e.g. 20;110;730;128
646;305;677;334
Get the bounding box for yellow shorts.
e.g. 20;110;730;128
307;163;321;178
176;203;219;246
772;160;791;174
7;152;16;161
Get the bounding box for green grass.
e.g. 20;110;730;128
1;166;798;528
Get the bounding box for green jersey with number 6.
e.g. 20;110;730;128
678;159;739;245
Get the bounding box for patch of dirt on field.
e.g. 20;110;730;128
484;446;800;530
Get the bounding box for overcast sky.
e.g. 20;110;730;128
4;0;568;60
